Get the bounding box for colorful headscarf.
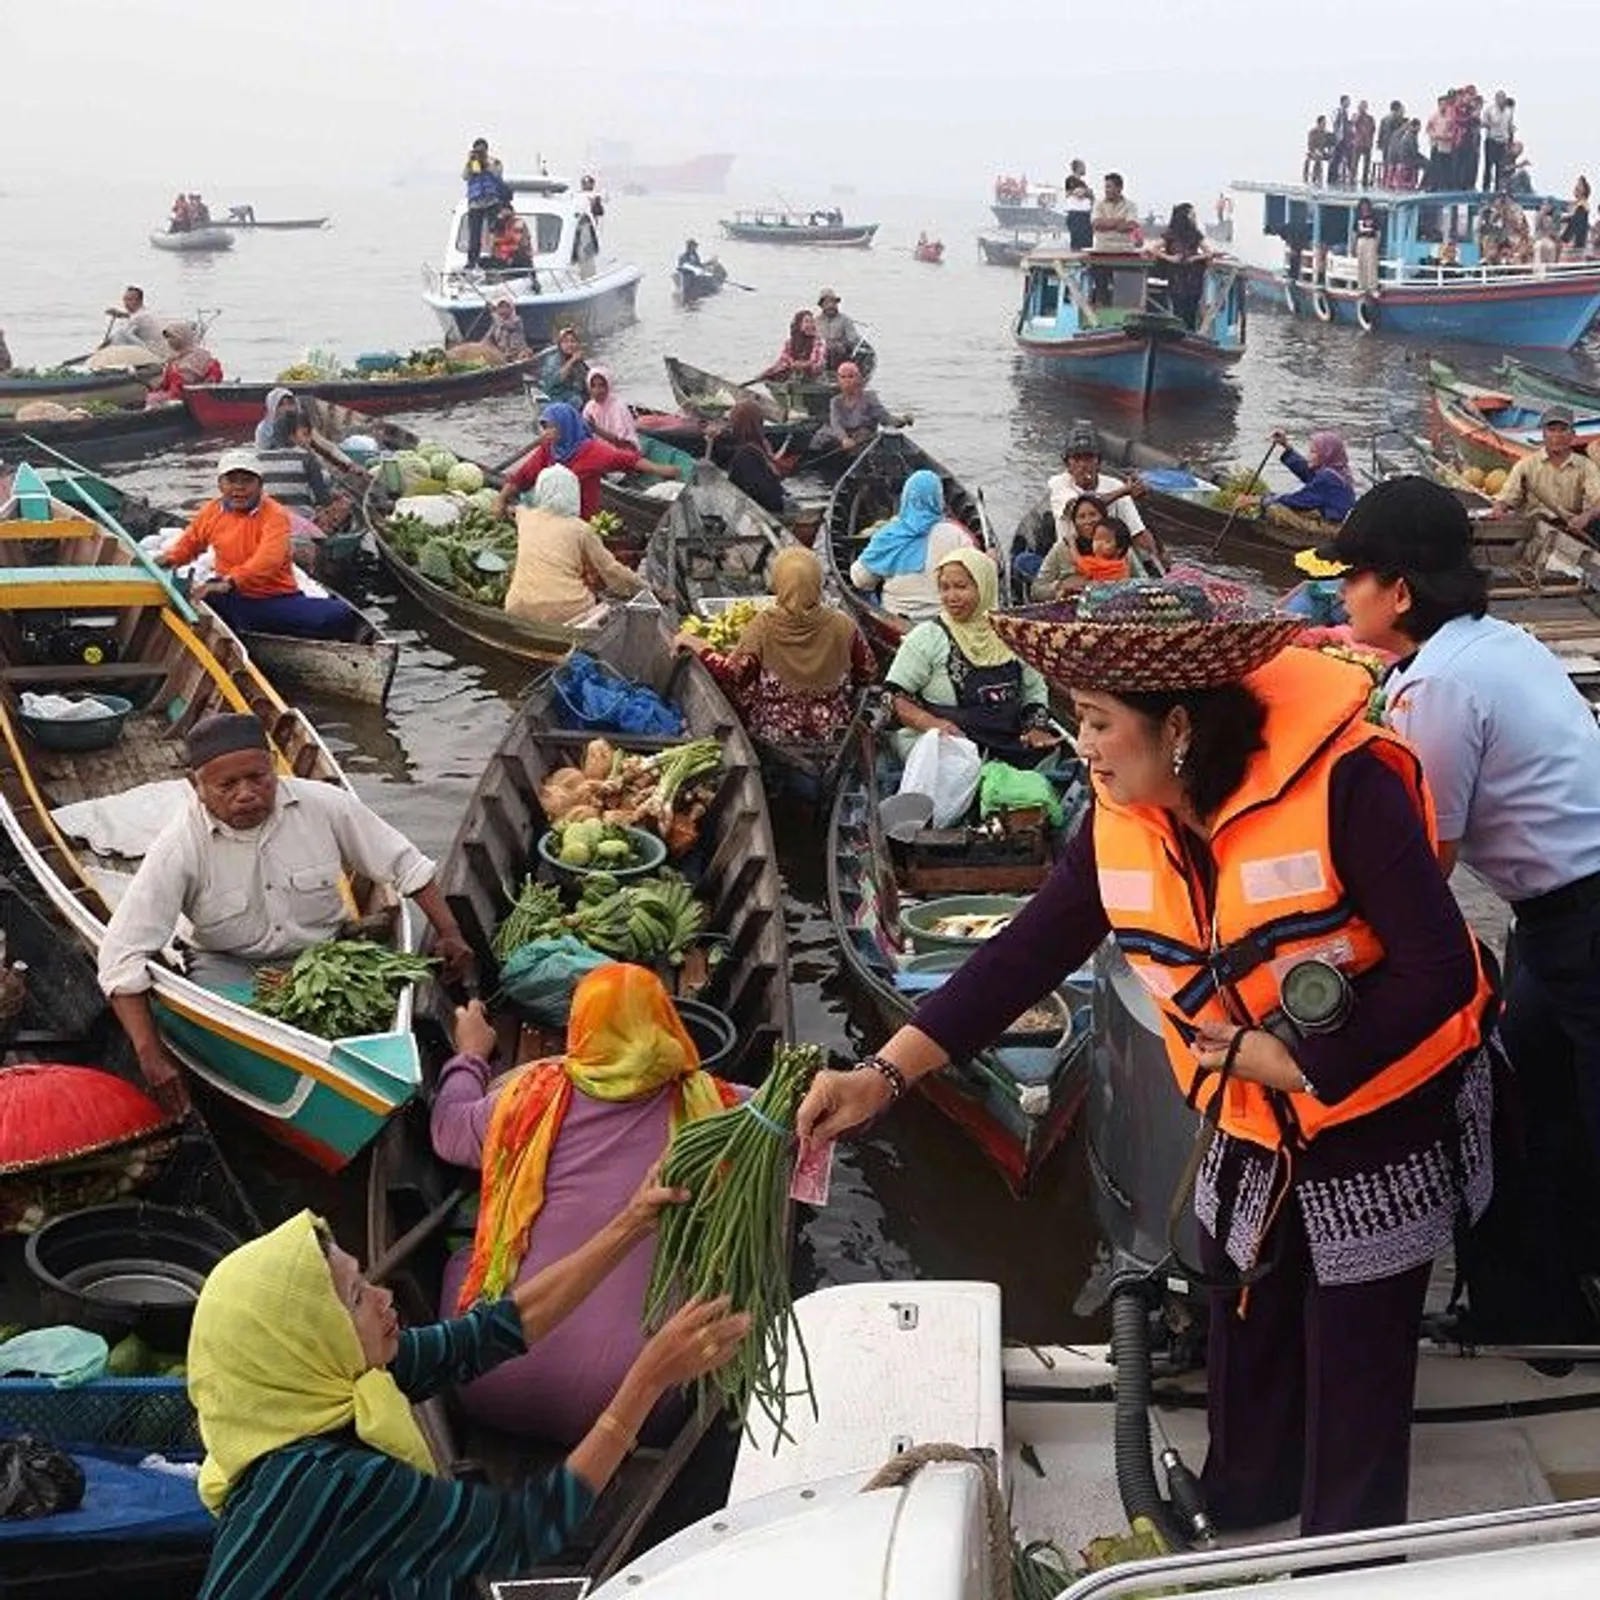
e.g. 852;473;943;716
935;547;1016;668
530;462;582;517
455;964;738;1311
187;1211;435;1513
857;469;948;578
163;322;218;384
581;366;640;448
1309;431;1353;490
541;402;590;464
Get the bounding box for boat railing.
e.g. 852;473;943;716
1294;251;1600;292
1057;1495;1600;1599
421;262;616;300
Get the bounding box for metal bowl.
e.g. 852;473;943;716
24;1201;244;1350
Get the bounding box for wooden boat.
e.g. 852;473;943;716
0;371;152;416
38;463;399;708
674;259;728;303
978;232;1045;268
147;227;233;253
182;354;540;431
913;239;945;264
1015;247;1247;407
0;402;190;468
365;603;791;1586
664;348;880;429
0;464;423;1170
720;210;877;248
217;215;330;231
1426;366;1600;471
821;429;992;661
827;724;1093;1195
1496;354;1600;412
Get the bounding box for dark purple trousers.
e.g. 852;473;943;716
1199;1210;1432;1537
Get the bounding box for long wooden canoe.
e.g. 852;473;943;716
366;603;791;1585
1427;360;1600;470
34;464;399;707
0;465;423;1170
0;370;151;415
821;428;993;661
182;355;541;431
665;347;878;428
1496;354;1600;413
0;403;190;468
827;724;1094;1195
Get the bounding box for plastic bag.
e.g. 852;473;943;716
553;653;685;737
0;1436;85;1521
899;729;981;828
496;936;609;1025
978;761;1064;828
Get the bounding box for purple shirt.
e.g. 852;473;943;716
914;749;1479;1104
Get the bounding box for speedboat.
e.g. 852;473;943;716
419;173;641;345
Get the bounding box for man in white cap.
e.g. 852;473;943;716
99;712;473;1111
154;449;354;638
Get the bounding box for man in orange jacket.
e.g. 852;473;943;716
156;449;356;639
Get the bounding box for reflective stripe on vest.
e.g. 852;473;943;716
1093;647;1489;1150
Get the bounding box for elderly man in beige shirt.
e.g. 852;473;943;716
98;712;471;1112
1491;404;1600;536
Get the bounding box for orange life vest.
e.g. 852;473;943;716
1092;647;1489;1150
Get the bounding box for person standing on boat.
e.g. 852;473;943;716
1330;95;1354;185
1560;176;1591;254
1327;477;1600;1346
849;467;976;623
1488;406;1600;535
0;330;10;374
1090;173;1140;307
1425;97;1457;192
1151;205;1211;329
815;290;861;367
1304;117;1334;185
1353;199;1382;294
494;402;681;521
103;285;166;358
1482;90;1516;191
462;137;508;270
152;449;359;638
1062;173;1094;250
96;712;475;1111
798;578;1496;1539
1374;101;1407;186
810;361;911;455
1351;100;1377;187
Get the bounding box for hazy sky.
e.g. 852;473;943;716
9;1;1600;204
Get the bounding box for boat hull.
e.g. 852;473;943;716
992;201;1067;230
0;404;189;466
1016;328;1242;400
183;356;539;430
423;265;640;345
675;264;726;303
148;228;234;252
1244;264;1600;349
1497;354;1600;411
0;373;150;414
216;216;330;230
240;627;398;707
720;222;877;247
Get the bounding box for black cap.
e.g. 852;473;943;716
186;713;269;769
1063;422;1101;459
1312;476;1473;574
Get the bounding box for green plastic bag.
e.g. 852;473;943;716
495;936;609;1025
978;761;1063;828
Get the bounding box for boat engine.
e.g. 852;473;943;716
23;614;123;668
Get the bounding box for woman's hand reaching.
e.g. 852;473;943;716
619;1159;690;1240
635;1295;752;1390
795;1067;893;1146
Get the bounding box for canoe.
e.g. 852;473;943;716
720;218;877;248
365;603;792;1586
182;355;541;431
826;724;1094;1195
664;348;879;428
821;429;992;661
147;228;233;253
216;216;330;231
1496;354;1600;412
0;402;190;468
0;464;423;1170
0;371;152;416
977;233;1043;267
674;260;727;302
1427;360;1600;469
0;882;263;1599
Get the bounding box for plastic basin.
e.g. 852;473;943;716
16;693;134;753
672;997;737;1073
900;894;1028;955
536;826;668;883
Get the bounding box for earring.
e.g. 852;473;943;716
1172;746;1187;776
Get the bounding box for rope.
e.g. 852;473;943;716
861;1443;1014;1600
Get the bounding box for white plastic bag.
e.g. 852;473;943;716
898;729;982;828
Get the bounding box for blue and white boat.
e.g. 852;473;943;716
1014;245;1246;407
1234;180;1600;349
420;172;641;346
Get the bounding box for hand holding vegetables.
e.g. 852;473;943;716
620;1157;692;1240
635;1295;752;1392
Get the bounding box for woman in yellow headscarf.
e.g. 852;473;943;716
186;1193;747;1596
678;545;876;746
431;962;742;1444
885;546;1059;765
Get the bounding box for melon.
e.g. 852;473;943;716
1483;468;1507;496
1462;466;1486;488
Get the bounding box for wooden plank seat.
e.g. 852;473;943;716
0;567;170;609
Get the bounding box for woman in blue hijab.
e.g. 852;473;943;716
493;402;683;519
847;468;974;623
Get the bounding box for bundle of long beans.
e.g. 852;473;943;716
644;1042;825;1443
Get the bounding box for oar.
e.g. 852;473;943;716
58;315;118;366
1205;437;1279;556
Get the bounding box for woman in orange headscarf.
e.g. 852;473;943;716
432;963;740;1443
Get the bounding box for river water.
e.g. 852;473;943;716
1;177;1549;1339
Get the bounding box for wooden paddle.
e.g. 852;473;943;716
58;315;117;366
1206;437;1279;556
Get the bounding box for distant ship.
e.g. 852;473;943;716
587;144;735;195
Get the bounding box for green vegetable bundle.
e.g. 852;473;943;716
492;870;705;968
253;940;434;1039
644;1042;825;1442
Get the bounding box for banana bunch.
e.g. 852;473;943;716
570;874;637;957
679;598;760;651
570;873;705;963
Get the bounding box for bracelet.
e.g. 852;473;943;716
594;1410;636;1453
853;1055;906;1102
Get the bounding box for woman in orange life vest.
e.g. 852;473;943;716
798;579;1496;1539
